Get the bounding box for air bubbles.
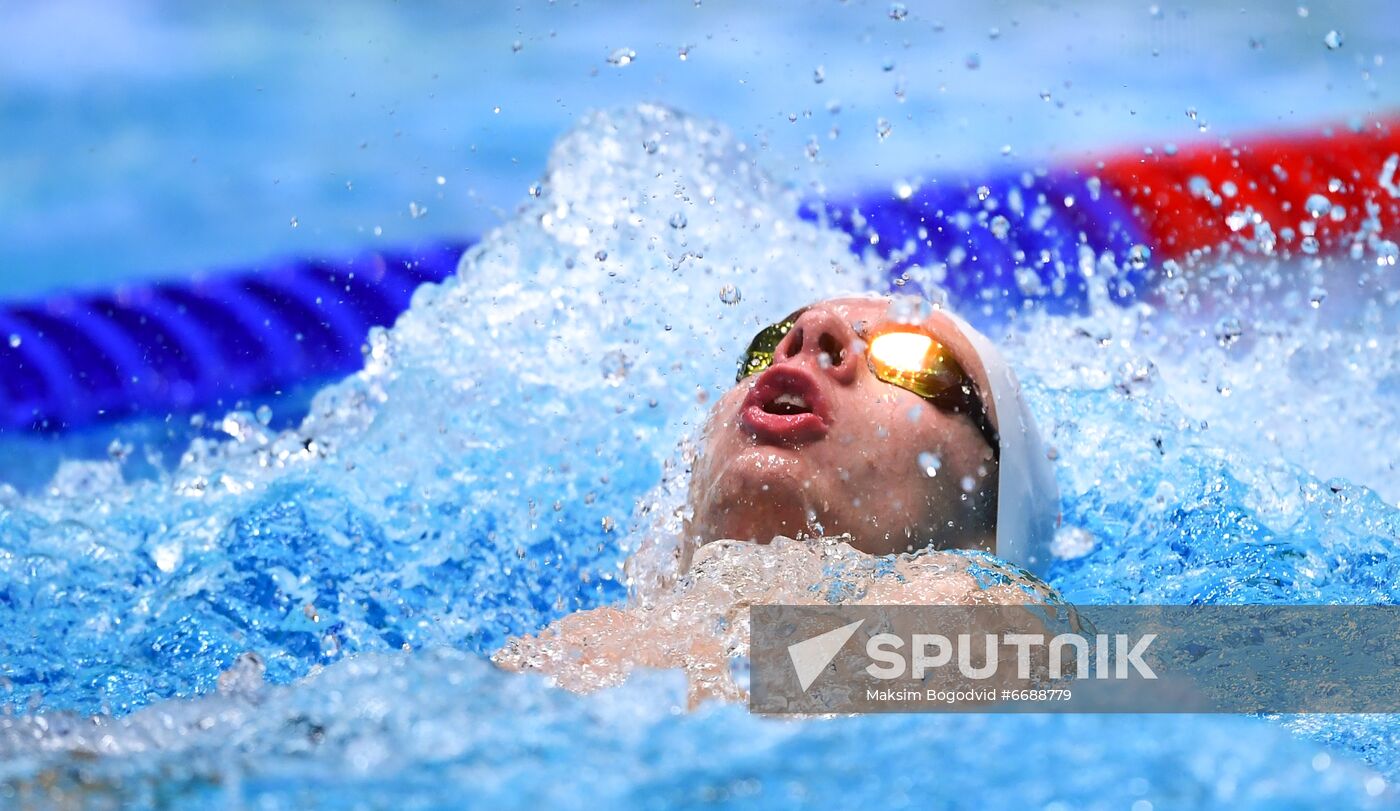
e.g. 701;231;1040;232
607;47;637;67
888;3;908;20
918;452;942;477
718;284;742;305
976;185;991;201
669;212;687;229
255;405;273;426
409;202;428;219
594;249;608;262
813;65;825;84
6;334;19;349
289;216;299;228
1323;30;1344;50
1127;244;1152;270
990;215;1011;240
876;118;893;141
511;40;523;53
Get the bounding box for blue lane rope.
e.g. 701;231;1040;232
0;243;470;432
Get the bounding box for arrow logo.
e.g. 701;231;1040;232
787;619;865;692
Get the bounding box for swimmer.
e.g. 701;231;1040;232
495;294;1061;700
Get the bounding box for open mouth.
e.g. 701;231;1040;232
741;366;830;446
763;391;813;416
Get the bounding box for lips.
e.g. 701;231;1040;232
740;365;831;446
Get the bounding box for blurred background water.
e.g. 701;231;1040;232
2;0;1395;298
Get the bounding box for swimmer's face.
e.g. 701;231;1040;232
685;296;999;561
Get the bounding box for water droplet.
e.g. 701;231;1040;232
965;52;981;70
289;217;299;228
960;475;977;493
719;284;742;305
989;215;1010;239
493;106;501;114
805;136;821;161
594;249;608;261
255;405;273;426
918;452;942;477
7;334;19;349
600;350;631;384
1186;107;1198;120
511;40;523;53
1213;316;1244;347
435;175;446;186
409;201;428;219
1301;236;1321;255
888;2;908;21
1038;89;1052;102
1304;193;1331;217
1375;240;1398;267
607;47;636;66
876;117;893;141
1127;244;1152;270
999;144;1012;157
813;65;825;84
1323;30;1343;50
669;212;687;229
976;185;991;201
528;183;542;198
677;45;690;61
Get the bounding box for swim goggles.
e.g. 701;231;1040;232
736;308;1000;457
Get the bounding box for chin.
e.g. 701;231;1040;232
691;448;814;543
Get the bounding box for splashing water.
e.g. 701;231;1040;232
2;105;1399;807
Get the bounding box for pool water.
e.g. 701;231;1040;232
3;2;1400;808
3;103;1399;808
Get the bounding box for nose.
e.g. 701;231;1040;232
774;307;861;383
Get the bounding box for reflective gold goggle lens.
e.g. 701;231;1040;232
865;329;964;399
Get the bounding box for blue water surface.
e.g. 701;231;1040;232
3;2;1400;809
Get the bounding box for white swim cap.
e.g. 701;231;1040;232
942;311;1060;574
